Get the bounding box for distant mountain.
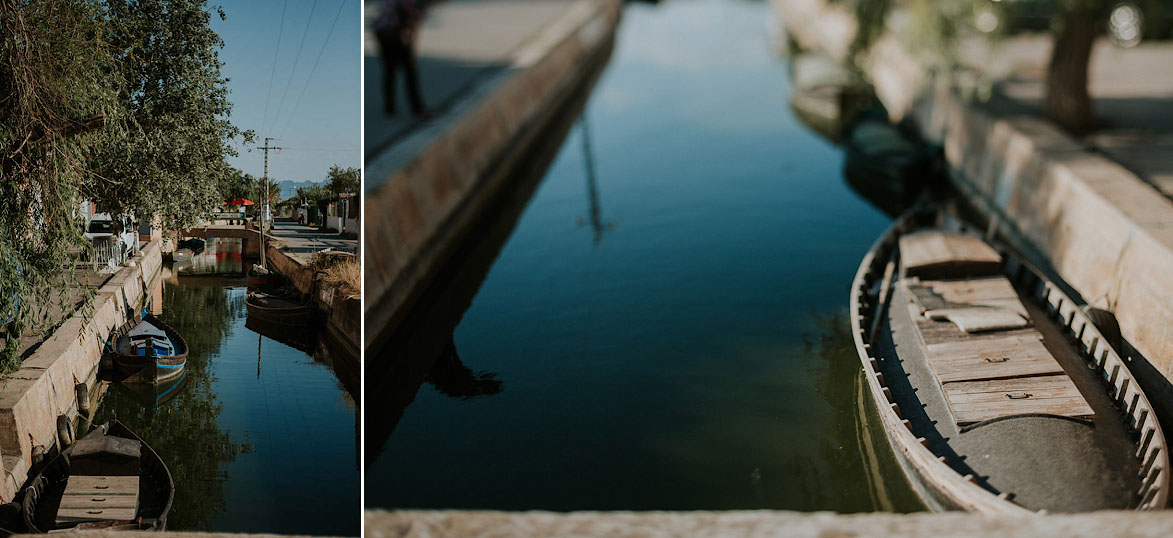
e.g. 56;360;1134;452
279;180;321;200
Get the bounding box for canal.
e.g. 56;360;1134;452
91;249;360;535
371;0;923;513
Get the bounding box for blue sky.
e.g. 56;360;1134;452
213;0;360;184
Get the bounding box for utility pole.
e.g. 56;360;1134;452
258;137;282;268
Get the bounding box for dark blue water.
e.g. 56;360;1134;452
371;0;922;512
94;279;359;534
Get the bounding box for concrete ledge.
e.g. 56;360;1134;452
0;240;162;502
368;510;1173;538
363;0;623;353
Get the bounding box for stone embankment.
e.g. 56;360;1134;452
772;0;1173;433
0;240;163;502
369;509;1173;538
364;0;623;354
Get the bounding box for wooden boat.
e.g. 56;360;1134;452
21;420;174;532
246;265;271;287
110;314;187;384
246;291;311;327
851;207;1168;513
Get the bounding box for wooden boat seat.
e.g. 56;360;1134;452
56;475;139;527
899;249;1095;427
899;230;1003;279
942;376;1094;427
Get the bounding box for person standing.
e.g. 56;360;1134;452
374;0;428;118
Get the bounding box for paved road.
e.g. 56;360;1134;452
363;0;577;160
269;218;358;261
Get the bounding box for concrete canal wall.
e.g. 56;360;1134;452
772;0;1173;429
0;240;163;502
364;0;623;353
371;509;1173;537
264;245;360;368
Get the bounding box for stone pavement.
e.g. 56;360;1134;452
363;0;578;166
961;35;1173;199
268;218;358;263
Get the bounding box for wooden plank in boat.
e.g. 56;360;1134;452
56;507;138;525
57;475;139;526
925;335;1063;383
943;375;1093;426
925;307;1029;333
900;231;1002;278
61;475;138;496
59;495;138;509
923;278;1028;317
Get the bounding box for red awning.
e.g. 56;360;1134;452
224;198;256;206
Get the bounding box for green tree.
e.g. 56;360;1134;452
0;1;248;369
295;184;333;226
221;170;257;202
325;164;359;197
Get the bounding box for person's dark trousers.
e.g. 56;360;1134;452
377;29;426;116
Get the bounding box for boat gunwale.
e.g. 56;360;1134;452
245;292;312;326
850;207;1169;512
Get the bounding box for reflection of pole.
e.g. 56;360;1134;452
581;118;606;245
257;333;262;379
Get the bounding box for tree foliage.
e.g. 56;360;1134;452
0;0;248;370
325;164;359;197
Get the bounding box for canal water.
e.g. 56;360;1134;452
92;259;360;534
372;0;923;513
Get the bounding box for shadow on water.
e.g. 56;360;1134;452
799;310;925;512
367;41;615;467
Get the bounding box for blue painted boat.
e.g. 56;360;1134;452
110;314;187;384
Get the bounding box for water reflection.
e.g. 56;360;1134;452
94;277;359;534
94;282;248;530
367;40;612;465
799;310;924;512
176;238;244;275
575;118;616;245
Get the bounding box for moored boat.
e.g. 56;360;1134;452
851;207;1168;513
246;291;311;327
109;314;188;384
21;420;174;532
246;264;271;287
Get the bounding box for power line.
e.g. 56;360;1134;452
261;0;288;136
278;0;349;139
270;0;319;136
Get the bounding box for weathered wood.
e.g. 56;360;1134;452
62;476;139;496
900;230;1002;278
925;307;1029;333
57;475;139;527
56;507;137;525
943;375;1093;425
924;335;1062;383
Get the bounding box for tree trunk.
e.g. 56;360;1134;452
1045;9;1098;134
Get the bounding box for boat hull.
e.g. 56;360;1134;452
21;420;174;532
109;314;188;385
245;297;311;327
850;208;1169;513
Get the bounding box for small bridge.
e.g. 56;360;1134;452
179;225;266;256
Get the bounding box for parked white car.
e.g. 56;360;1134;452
84;213;138;261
